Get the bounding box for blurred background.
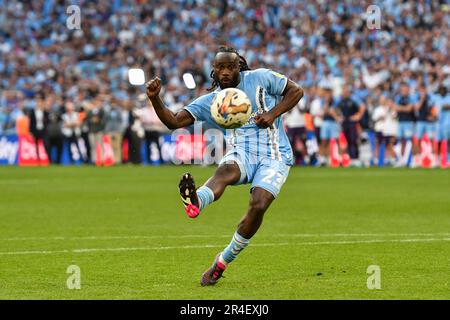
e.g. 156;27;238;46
0;0;449;168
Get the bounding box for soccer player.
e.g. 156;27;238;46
145;46;303;286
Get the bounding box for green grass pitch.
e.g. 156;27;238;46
0;166;449;299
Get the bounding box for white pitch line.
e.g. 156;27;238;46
0;235;225;241
1;233;450;241
0;238;449;256
275;233;450;238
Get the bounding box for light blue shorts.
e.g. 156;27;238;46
397;121;414;139
415;121;434;139
436;121;449;141
320;120;340;140
219;148;291;198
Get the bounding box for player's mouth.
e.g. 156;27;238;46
220;78;233;87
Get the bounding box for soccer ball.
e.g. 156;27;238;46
211;88;252;129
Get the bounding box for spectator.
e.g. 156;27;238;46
284;96;307;165
319;88;341;166
309;86;324;145
0;1;449;168
0;106;18;136
136;101;166;164
372;95;398;166
79;103;92;164
335;85;366;162
0;109;6;136
123;100;144;165
86;97;106;165
390;83;416;166
432;85;450;164
104;99;126;165
62;101;82;163
413;83;435;159
29;94;49;162
1;91;23;136
46;108;64;164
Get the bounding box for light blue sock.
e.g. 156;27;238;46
220;231;250;264
197;186;214;211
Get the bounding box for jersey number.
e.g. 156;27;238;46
261;168;285;189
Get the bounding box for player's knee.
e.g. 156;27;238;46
240;201;266;223
248;199;268;216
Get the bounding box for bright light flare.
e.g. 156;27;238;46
128;68;146;85
183;73;196;89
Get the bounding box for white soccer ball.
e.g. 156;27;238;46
211;88;252;129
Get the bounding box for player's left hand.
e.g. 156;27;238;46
255;112;275;128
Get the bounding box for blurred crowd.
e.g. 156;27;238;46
0;0;449;166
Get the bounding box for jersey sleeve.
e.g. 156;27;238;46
256;68;288;96
183;94;213;122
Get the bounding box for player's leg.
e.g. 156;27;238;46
204;163;242;200
200;187;274;286
200;159;289;286
179;162;242;218
236;187;274;238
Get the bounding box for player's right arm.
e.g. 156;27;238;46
146;77;194;129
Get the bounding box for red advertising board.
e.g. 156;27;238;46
18;135;49;166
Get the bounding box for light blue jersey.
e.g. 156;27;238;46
432;93;450;141
184;68;293;197
184;68;293;166
432;94;450;123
